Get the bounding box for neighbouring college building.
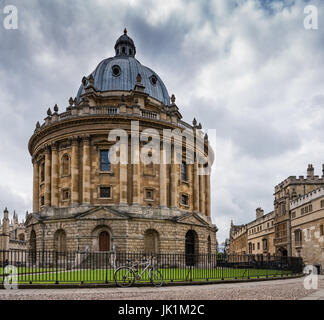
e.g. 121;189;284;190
25;30;218;255
229;164;324;270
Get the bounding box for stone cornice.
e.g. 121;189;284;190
29;115;191;154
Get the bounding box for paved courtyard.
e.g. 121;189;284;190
0;276;323;300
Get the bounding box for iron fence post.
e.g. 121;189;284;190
55;252;58;285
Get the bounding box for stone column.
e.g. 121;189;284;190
44;147;51;207
71;138;79;205
159;148;167;208
170;144;178;208
32;158;39;213
82;136;91;204
51;142;59;207
199;166;205;214
119;164;128;206
206;172;211;216
132;146;141;206
193;158;199;212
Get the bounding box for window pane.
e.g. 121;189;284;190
100;150;111;171
181;162;187;181
100;187;111;198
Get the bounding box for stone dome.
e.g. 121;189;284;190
77;29;170;106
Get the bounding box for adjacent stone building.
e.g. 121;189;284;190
25;30;218;255
290;187;324;268
0;208;27;252
229;209;275;256
229;165;324;269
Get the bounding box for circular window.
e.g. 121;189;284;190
150;75;157;86
112;65;121;77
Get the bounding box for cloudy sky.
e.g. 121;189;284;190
0;0;323;244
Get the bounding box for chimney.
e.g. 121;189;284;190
322;164;324;178
256;207;264;219
307;164;314;178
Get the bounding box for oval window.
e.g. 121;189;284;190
112;65;121;77
150;75;157;86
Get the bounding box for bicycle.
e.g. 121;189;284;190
114;256;164;287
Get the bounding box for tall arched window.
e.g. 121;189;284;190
62;154;70;176
295;229;302;246
144;229;160;254
54;229;67;253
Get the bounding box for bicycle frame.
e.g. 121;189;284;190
133;262;151;279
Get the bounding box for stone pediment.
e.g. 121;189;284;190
176;212;210;227
25;213;42;226
74;206;128;220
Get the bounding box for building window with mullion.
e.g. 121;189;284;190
100;150;111;172
181;162;188;182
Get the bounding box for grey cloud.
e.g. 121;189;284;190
0;0;323;244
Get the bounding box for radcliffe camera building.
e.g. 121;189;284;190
24;30;218;255
229;164;324;270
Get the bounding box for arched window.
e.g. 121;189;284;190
144;229;160;254
295;229;302;246
181;162;188;181
62;154;70;176
262;238;267;251
54;229;67;253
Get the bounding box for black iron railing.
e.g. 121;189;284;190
0;250;303;285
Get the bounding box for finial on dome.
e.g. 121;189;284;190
124;28;127;35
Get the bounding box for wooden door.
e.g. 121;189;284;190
99;231;110;251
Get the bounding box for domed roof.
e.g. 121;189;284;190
76;30;170;106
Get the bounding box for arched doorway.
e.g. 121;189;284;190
278;247;288;257
54;229;67;253
144;229;160;254
30;230;37;264
185;230;198;266
207;235;211;255
99;231;110;251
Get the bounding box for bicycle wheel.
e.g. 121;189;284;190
149;268;164;287
114;267;136;287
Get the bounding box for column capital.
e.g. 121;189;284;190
69;136;79;146
32;155;39;165
51;141;59;151
43;145;51;155
82;134;91;145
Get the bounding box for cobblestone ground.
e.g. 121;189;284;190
0;276;323;300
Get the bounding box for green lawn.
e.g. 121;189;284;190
0;267;293;285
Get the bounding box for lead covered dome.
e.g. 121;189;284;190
77;29;170;106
